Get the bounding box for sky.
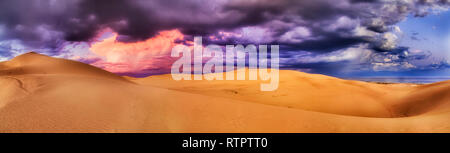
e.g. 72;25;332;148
0;0;450;77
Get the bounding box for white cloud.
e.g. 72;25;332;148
287;44;370;63
354;26;376;37
325;16;358;32
373;32;400;51
240;26;274;43
372;62;415;71
0;39;27;55
279;26;311;43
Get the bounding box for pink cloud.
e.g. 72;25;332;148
88;29;185;75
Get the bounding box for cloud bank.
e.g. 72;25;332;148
0;0;449;76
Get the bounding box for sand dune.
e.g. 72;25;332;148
0;52;450;132
0;52;128;82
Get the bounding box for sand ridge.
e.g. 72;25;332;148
0;52;450;132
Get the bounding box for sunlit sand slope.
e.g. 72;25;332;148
0;52;449;132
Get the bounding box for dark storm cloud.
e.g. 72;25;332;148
0;0;449;56
280;34;370;53
281;61;351;75
201;0;448;53
0;0;161;43
370;46;432;62
425;61;450;70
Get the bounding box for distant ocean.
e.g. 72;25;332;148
342;76;450;84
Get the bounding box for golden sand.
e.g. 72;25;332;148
0;52;449;132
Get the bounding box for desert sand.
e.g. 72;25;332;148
0;52;450;132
